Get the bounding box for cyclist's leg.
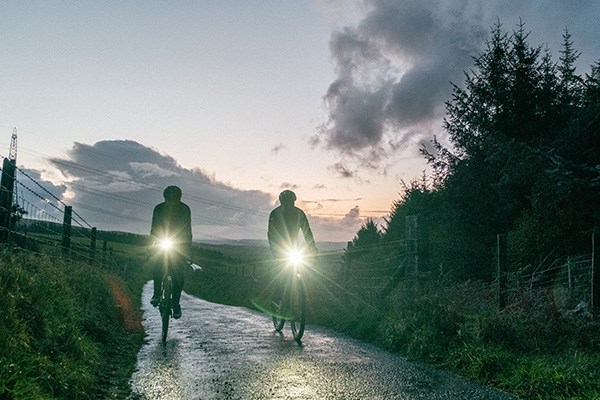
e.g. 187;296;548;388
151;261;161;306
171;256;185;318
270;253;287;300
172;268;184;304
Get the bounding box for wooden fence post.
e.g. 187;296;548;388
592;228;600;312
497;234;508;310
102;239;108;268
90;227;97;263
62;206;72;256
0;157;16;243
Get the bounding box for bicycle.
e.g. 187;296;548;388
155;238;175;344
159;272;173;344
272;247;310;342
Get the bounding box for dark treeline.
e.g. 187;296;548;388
346;21;600;280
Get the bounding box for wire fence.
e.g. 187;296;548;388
337;239;596;317
505;255;593;313
1;154;119;268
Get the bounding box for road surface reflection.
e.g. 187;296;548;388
130;282;514;399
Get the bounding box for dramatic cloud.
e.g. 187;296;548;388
316;0;600;174
15;140;364;243
315;0;485;169
44;140;273;240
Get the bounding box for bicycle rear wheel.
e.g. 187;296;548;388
290;278;306;342
160;275;173;344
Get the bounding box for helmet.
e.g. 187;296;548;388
163;185;182;201
278;189;296;205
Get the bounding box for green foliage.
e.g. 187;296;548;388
344;219;382;260
350;219;382;248
0;249;143;399
322;277;600;399
384;174;434;244
368;20;600;278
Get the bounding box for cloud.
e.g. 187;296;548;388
129;162;179;178
15;139;378;243
13;167;68;222
279;182;300;190
328;162;355;179
341;205;361;227
314;0;486;171
19;140;372;242
43;140;274;240
309;205;368;243
271;144;286;154
303;197;364;205
315;0;600;175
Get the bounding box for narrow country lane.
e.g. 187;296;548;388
130;282;515;400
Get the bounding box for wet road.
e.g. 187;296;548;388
130;282;515;399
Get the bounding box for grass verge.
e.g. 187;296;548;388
0;248;145;399
310;278;600;400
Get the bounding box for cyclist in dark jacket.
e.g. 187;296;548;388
149;185;192;319
268;190;317;258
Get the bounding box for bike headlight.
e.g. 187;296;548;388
286;248;304;266
158;238;174;251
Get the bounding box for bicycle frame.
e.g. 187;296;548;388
156;237;175;344
159;273;173;344
272;247;308;342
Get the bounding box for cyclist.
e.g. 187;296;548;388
149;185;192;319
267;189;318;264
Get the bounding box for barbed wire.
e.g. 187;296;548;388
1;154;106;266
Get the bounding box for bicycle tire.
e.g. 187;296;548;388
272;286;287;332
160;275;173;344
290;278;306;342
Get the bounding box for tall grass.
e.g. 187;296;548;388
0;248;144;399
309;277;600;399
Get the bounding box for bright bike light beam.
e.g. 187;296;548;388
287;249;304;266
159;238;174;251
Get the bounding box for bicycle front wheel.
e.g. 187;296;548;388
160;275;173;344
290;278;306;342
272;286;286;332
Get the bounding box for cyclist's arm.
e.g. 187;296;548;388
299;210;317;253
182;204;193;259
267;210;278;254
149;204;162;246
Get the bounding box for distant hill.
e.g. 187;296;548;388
198;239;347;251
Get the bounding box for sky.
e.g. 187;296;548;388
1;1;599;243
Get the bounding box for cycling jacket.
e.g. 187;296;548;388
267;205;315;255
